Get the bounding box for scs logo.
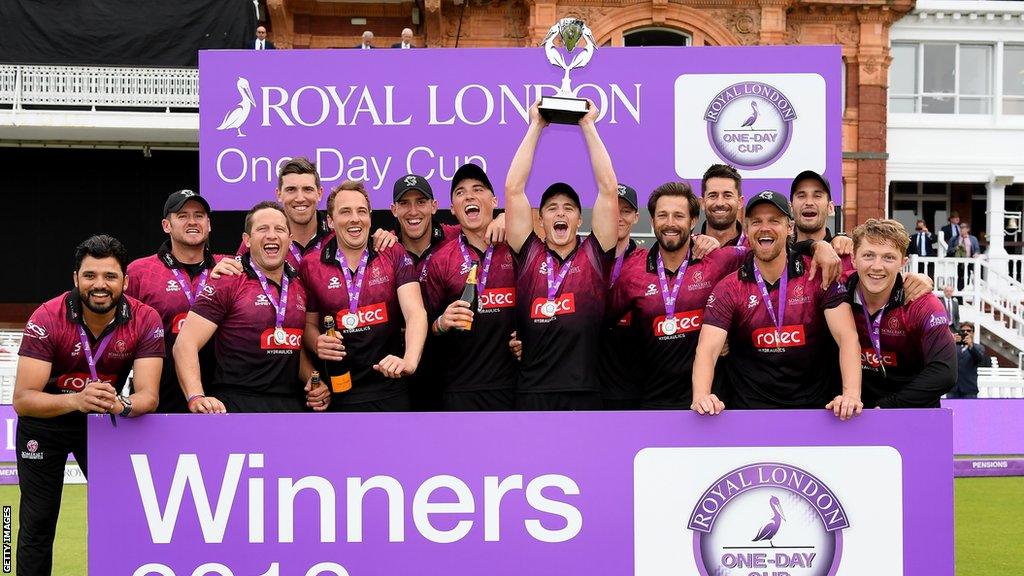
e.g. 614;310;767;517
752;325;806;348
861;349;897;369
530;294;576;319
338;302;389;330
56;372;116;392
259;328;303;350
479;288;515;309
171;312;189;334
653;309;703;336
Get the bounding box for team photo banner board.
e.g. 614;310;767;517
199;46;844;211
89;410;949;576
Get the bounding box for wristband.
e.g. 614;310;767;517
435;316;448;335
187;394;205;406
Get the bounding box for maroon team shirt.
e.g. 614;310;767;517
513;232;614;394
18;292;165;429
423;235;517;393
597;241;645;402
845;273;957;408
702;251;848;409
236;211;335;270
406;222;461;283
609;245;747;407
191;254;308;399
126;242;226;412
300;238;417;405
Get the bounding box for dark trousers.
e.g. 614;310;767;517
946;390;978;399
443;389;516;411
330;392;412;412
16;421;88;576
516;391;603;411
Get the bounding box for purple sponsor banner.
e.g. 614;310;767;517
89;410;950;576
199;46;843;211
941;399;1024;455
954;458;1024;477
0;405;15;462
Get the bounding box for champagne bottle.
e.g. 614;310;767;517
460;263;478;331
322;315;353;393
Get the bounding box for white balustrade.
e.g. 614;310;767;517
0;64;198;110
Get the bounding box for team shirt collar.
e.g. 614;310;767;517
241;252;297;281
738;248;805;283
846;272;906;310
157;240;216;270
319;235;378;270
645;243;698;274
545;234;584;265
699;220;744;246
397;221;445;262
64;290;132;330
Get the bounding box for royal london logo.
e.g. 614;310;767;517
687;462;848;576
216;77;256;137
704;82;797;170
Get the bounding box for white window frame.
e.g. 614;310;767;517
889;41;994;115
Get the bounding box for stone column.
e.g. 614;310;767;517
986;173;1015;259
757;0;792;45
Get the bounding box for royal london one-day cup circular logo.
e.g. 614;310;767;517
687;462;848;576
704;82;797;170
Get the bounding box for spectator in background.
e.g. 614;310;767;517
357;31;375;49
392;28;416;49
908;219;937;257
940;285;961;333
941;211;961;247
254;26;275;50
950;221;981;291
951;325;984;399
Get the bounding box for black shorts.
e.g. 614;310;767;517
443;389;516;412
603;398;642;410
329;392;412;412
515;391;603;411
219;391;306;413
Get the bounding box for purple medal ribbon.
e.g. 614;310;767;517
76;325;117;426
251;265;291;333
610;253;625;287
656;249;691;318
752;262;789;332
289;238;323;263
859;288;888;377
169;267;209;306
458;236;495;295
545;252;575;302
337;249;370;315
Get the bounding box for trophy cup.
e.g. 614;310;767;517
539;18;597;124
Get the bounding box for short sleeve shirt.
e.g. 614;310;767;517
609;245;747;407
18;292;164;430
191;255;308;398
512;232;614;393
702;251;849;409
423;235;517;392
300;238;417;405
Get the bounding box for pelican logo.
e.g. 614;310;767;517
688;462;848;576
705;82;797;170
216;77;256;137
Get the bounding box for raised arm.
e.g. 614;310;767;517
580;100;618;252
505;102;548;252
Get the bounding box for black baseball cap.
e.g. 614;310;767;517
540;182;581;211
450;163;494;197
790;170;832;200
163;189;211;217
745;190;793;219
616;183;638;211
393;174;434;201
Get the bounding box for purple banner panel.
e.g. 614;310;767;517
199;46;843;211
0;405;15;462
954;458;1024;477
89;410;950;576
941;399;1024;455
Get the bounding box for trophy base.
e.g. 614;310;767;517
539;96;588;125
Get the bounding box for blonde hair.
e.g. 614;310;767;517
852;218;910;254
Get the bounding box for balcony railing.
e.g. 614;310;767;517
0;64;198;111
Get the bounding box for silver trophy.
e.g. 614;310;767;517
539;18;597;124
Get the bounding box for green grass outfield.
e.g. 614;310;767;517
0;478;1021;575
